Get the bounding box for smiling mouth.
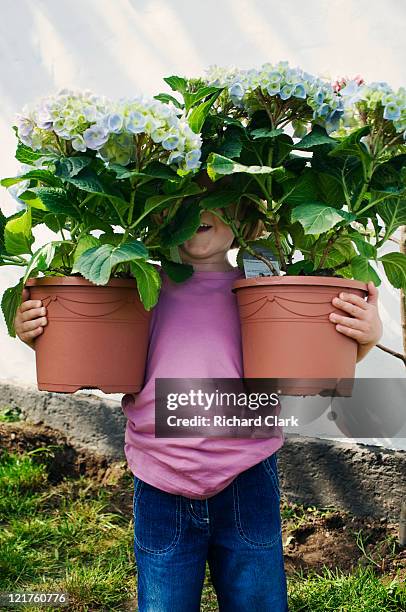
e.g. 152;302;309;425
196;223;212;233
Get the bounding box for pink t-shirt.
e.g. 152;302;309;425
121;267;284;499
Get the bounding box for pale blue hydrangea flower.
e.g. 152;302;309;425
162;134;180;150
185;149;201;170
83;125;110;150
383;102;401;121
293;84;306;99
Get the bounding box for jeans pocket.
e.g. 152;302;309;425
262;453;281;500
233;458;282;548
133;477;182;555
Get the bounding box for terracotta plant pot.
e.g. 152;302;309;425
232;276;368;396
25;276;151;394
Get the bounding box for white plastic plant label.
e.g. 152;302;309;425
242;247;280;278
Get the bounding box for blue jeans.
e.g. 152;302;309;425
133;453;289;611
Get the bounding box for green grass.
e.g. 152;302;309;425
0;405;21;422
288;566;403;611
0;450;404;611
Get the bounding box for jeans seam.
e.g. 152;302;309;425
232;478;282;548
263;456;281;500
134;490;182;555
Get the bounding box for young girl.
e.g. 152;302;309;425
15;208;382;611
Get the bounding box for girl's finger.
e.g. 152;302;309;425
21;307;46;322
335;325;363;340
19;300;43;312
21;317;47;332
332;297;366;319
21;327;43;341
329;313;366;330
336;293;368;310
366;281;379;305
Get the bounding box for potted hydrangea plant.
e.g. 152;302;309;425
1;88;204;393
159;63;406;389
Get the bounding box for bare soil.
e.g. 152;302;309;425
1;421;405;580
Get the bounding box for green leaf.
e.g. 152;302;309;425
295;126;336;150
58;168;129;209
291;203;346;235
19;190;47;210
160;201;202;247
183;86;222;111
163;75;188;94
154;93;183;109
15;143;45;165
54;156;92;178
160;257;194;282
282;169;320;206
199;191;240;210
377;197;406;236
130;260;161;310
72;235;100;265
207;153;281;181
286;260;314;275
351;255;381;285
250;128;284;139
350;233;377;259
218;129;243;159
1;278;24;337
313;236;357;269
0;209;7;254
41;213;67;233
328;126;371;158
317;172;346;207
1;170;61;188
48;241;74;269
4;208;34;255
188;89;222;133
379;252;406;290
144;162;178;179
143;183;202;216
72;241;149;285
108;161;178;181
33;187;81;219
23;242;62;284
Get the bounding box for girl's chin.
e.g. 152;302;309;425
181;237;213;256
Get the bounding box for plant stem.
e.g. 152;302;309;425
2;256;26;266
128;185;136;225
270;220;287;272
316;229;342;271
108;197;126;227
256;90;274;128
376;343;406;366
214;210;280;275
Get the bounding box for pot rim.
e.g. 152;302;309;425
232;275;368;293
25;275;137;288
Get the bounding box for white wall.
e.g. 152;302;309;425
1;0;405;402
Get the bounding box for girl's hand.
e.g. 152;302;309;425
329;281;383;360
14;288;48;350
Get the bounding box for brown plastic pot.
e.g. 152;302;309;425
232;276;368;396
25;276;152;394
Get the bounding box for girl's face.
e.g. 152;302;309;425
179;208;235;269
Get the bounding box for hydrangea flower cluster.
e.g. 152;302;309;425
15;89;109;153
205;61;344;134
15;89;202;173
95;97;202;171
338;79;406;140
